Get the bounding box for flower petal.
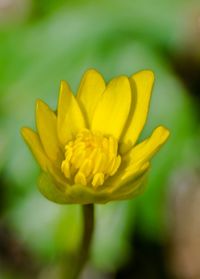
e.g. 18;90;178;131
21;127;48;171
120;70;154;154
124;126;170;165
47;164;68;191
111;172;148;201
103;126;169;196
36;100;60;161
39;173;109;204
57;81;86;146
39;168;148;204
77;69;106;126
64;185;109;204
104;160;150;194
91;76;131;140
38;172;69;204
110;162;149;195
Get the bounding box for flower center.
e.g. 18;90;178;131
61;129;121;188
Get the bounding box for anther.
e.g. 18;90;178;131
61;129;121;188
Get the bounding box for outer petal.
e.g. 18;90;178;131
109;162;150;196
21;127;67;189
47;164;68;191
39;173;109;204
57;81;86;146
124;126;170;165
101;125;169;197
38;173;70;204
110;173;148;201
120;70;154;154
38;165;148;204
21;127;48;171
91;76;131;140
104;160;150;194
64;185;109;204
36;100;60;161
77;69;106;126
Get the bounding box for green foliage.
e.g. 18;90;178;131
0;0;199;275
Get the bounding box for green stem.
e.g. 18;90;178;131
72;204;94;279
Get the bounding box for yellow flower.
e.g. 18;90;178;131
21;69;169;204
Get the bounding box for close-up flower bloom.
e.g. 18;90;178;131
21;69;169;204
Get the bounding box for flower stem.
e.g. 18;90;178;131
72;204;94;279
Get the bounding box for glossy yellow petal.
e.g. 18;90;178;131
104;160;149;194
57;80;86;146
110;162;149;195
36;100;60;161
120;70;154;154
125;126;170;165
91;76;131;140
21;127;66;190
21;127;48;171
111;174;147;201
103;125;169;196
77;69;106;126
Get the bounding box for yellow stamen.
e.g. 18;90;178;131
61;129;121;188
92;173;104;188
74;171;87;185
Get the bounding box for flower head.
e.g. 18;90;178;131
21;69;169;204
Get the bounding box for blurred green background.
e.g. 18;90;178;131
0;0;200;278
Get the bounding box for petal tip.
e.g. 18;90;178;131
132;69;155;83
59;80;72;101
20;127;36;140
36;99;45;111
154;125;170;144
60;80;69;90
142;69;155;78
20;127;29;139
112;75;130;88
84;68;101;76
78;68;104;90
145;70;154;83
158;125;170;136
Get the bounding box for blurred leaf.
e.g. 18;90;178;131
0;0;198;273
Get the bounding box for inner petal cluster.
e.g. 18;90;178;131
61;129;121;188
